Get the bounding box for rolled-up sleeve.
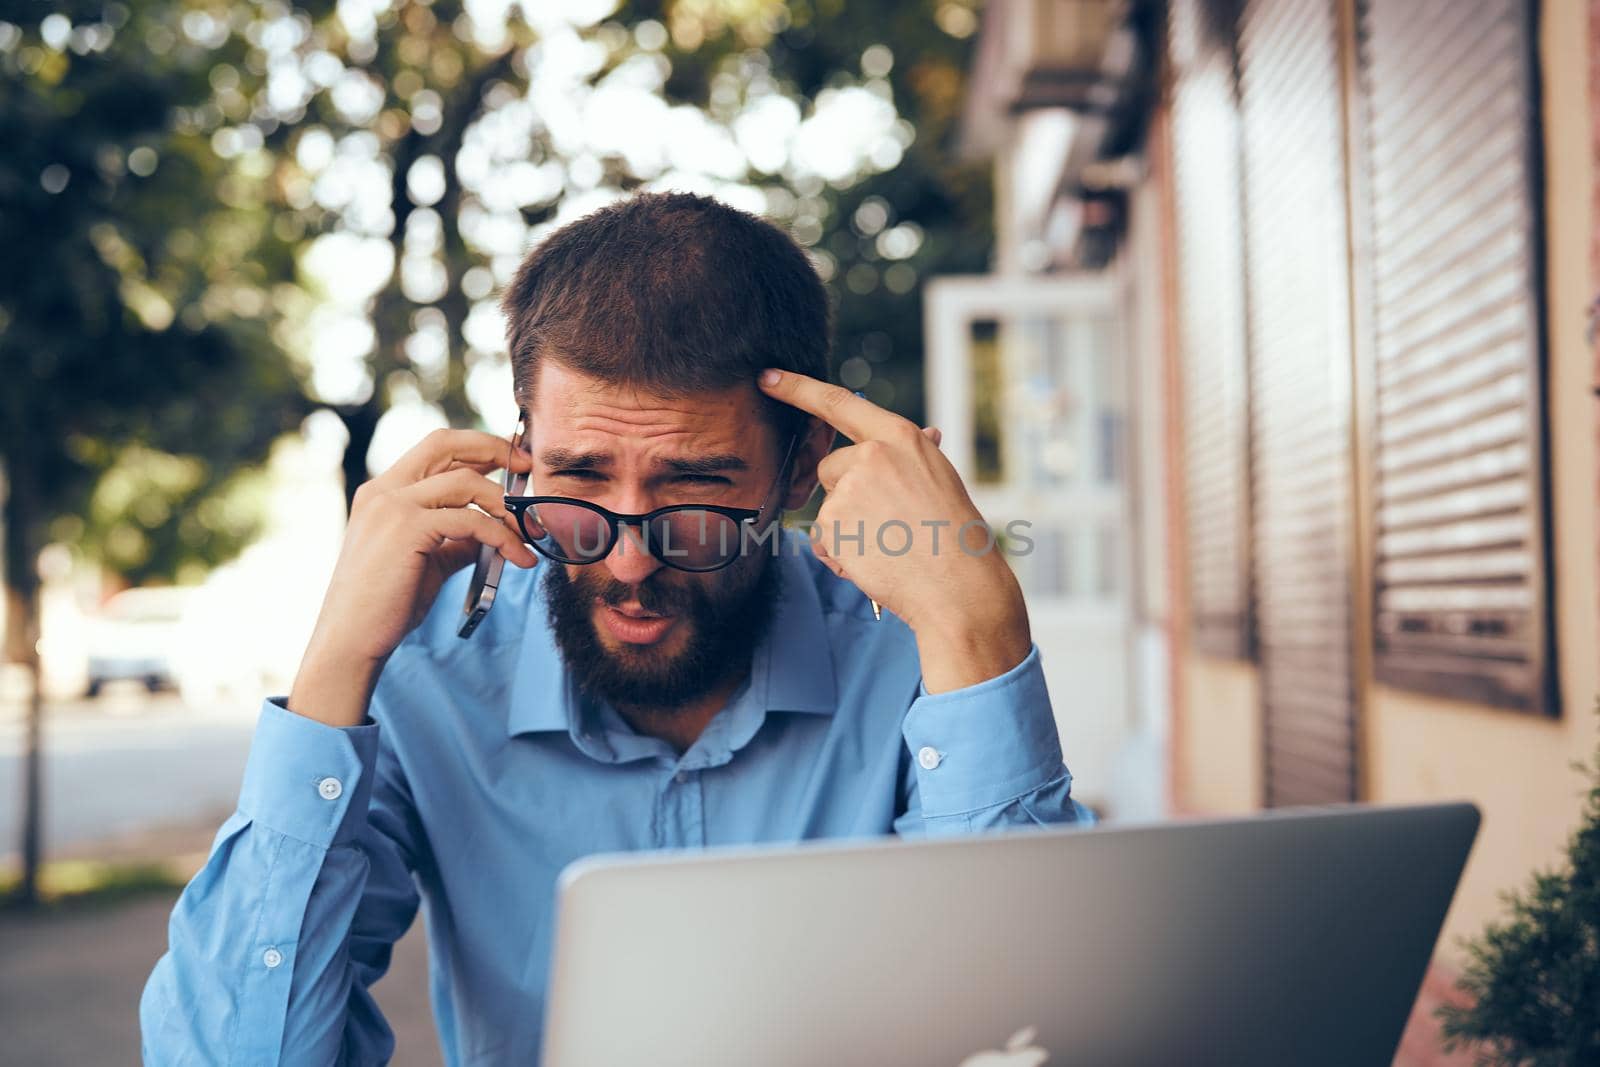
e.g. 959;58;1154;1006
895;645;1096;834
238;700;380;847
141;698;420;1066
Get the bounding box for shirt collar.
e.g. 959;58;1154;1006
506;536;838;740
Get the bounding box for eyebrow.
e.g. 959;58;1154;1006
659;454;749;477
538;449;750;477
539;447;609;471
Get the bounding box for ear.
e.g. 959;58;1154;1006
781;416;834;510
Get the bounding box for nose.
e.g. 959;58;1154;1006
602;520;665;587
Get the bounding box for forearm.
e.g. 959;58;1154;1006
914;622;1032;695
911;567;1032;694
140;700;415;1063
288;649;385;729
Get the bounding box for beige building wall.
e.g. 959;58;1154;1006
1178;655;1262;814
1364;0;1596;963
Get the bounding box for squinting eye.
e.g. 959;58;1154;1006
677;475;731;486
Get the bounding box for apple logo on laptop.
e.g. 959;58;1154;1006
957;1025;1050;1066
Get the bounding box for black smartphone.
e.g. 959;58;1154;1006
458;414;529;639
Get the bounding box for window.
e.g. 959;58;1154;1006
1169;0;1255;659
1357;0;1555;714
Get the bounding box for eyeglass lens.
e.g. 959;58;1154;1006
523;502;751;572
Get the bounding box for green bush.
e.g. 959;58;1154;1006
1439;709;1600;1064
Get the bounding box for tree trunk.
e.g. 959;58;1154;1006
434;48;522;429
2;460;44;908
335;399;382;516
331;46;521;514
8;586;42;908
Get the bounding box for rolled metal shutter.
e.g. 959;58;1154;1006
1237;0;1359;806
1169;0;1254;659
1357;0;1554;713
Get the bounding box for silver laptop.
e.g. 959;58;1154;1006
541;803;1479;1066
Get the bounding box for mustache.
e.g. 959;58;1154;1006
578;570;698;615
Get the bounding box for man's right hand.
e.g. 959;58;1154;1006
287;429;539;728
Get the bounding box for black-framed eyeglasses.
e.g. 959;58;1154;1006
502;411;800;573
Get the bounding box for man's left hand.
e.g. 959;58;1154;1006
758;368;1031;693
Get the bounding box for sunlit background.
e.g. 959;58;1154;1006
4;0;1598;1064
3;0;990;701
1;1;995;1060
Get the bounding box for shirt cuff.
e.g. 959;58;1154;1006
902;644;1067;817
237;697;381;849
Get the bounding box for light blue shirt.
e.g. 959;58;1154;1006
140;532;1092;1065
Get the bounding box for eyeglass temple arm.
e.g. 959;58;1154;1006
505;409;529;492
756;431;803;520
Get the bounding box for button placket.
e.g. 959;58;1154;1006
658;766;705;847
682;770;704;846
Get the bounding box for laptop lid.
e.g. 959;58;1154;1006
542;802;1479;1067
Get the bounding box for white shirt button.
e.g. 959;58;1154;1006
674;771;689;784
317;776;342;801
917;746;942;770
262;947;284;969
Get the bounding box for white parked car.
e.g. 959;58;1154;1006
84;587;191;697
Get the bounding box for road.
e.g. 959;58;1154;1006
0;688;258;866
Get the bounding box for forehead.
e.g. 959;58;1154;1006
527;361;769;453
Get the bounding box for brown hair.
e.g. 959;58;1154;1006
499;192;832;446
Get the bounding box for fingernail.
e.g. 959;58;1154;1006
760;368;782;386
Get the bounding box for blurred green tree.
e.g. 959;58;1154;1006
226;0;541;509
0;1;309;905
638;0;994;422
226;0;988;507
0;0;990;905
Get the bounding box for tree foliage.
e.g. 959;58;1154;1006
1;0;314;905
632;0;993;423
0;0;989;905
0;0;310;599
3;0;989;585
183;0;992;507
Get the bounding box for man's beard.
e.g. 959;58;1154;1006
542;553;781;713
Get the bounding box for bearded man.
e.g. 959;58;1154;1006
141;192;1091;1065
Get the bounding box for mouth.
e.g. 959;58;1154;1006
596;599;676;645
609;601;665;619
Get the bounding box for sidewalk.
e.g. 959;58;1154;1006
0;827;443;1066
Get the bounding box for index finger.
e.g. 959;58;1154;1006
383;428;532;486
757;368;910;442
